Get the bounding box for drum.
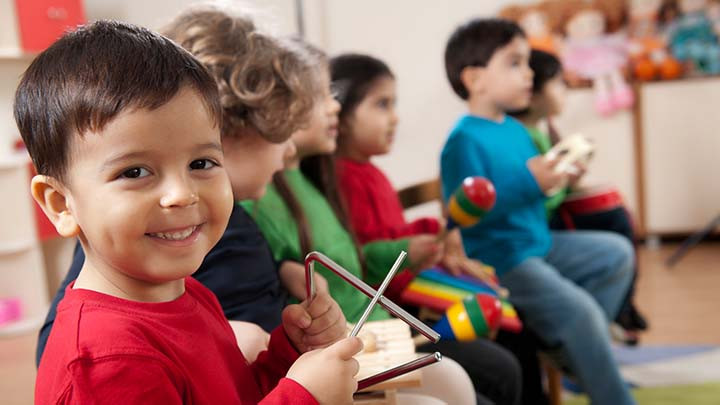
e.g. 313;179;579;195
557;185;626;231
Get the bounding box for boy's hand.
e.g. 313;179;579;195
527;156;568;193
567;161;587;188
407;234;443;271
279;261;329;300
282;291;347;353
286;337;363;405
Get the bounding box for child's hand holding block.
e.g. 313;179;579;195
543;133;594;195
545;133;594;175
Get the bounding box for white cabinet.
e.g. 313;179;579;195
0;155;48;336
554;88;639;218
640;78;720;234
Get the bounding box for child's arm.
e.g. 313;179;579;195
228;321;270;362
279;261;329;301
441;132;547;217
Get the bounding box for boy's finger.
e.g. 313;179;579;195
305;292;333;318
304;303;344;335
282;303;312;329
349;357;360;377
328;337;364;360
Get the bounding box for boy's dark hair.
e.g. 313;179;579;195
14;20;222;182
329;53;394;124
528;49;562;94
444;18;525;99
509;49;562;118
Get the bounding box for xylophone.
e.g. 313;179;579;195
355;319;424;392
401;268;523;335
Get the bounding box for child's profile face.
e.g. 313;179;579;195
342;75;398;158
482;36;534;111
539;74;567;116
291;70;341;157
222;132;295;200
61;87;233;285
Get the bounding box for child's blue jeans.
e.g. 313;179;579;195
500;231;636;405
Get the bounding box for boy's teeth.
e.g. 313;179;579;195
151;226;196;240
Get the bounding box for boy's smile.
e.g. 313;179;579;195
58;87;233;301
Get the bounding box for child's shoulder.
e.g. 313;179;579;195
53;280;214;359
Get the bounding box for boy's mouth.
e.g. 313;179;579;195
147;225;200;241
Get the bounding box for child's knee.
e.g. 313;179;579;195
604;232;635;280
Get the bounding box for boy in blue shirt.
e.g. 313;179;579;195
441;18;636;405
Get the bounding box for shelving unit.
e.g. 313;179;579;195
1;1;86;336
0;154;48;337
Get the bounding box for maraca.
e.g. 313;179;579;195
446;176;496;230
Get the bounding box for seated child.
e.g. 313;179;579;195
508;49;648;340
245;44;521;405
36;5;336;365
331;53;497;281
21;20;359;404
331;52;550;405
441;18;636;405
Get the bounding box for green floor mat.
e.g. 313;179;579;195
564;382;720;405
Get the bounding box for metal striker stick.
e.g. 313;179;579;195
357;352;443;391
349;251;406;337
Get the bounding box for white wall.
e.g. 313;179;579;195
319;0;535;190
84;0;298;33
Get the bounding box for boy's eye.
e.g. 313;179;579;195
121;167;150;179
377;98;392;109
189;159;217;170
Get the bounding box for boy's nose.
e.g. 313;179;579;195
160;177;199;208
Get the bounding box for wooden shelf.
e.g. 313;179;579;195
0;154;29;171
0;239;36;256
0;312;45;338
0;48;36;61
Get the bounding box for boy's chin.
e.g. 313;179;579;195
505;99;531;111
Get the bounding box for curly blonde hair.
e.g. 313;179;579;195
162;5;319;143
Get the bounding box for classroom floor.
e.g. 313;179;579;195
1;242;719;404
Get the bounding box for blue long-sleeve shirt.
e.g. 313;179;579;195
440;114;552;275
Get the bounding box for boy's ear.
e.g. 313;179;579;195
30;175;80;237
460;66;486;96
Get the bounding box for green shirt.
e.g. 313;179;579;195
526;125;568;218
242;169;408;323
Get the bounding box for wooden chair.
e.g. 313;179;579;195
396;178;564;405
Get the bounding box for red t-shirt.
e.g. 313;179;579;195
36;277;317;405
336;158;441;298
336;158;440;244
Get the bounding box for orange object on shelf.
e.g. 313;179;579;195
660;58;683;80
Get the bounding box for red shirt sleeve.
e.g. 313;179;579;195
404;217;442;236
337;159;441;243
251;326;318;404
259;378;319;405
